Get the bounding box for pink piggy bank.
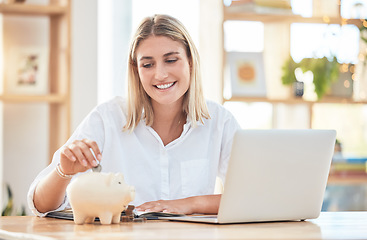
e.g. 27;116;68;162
66;172;135;224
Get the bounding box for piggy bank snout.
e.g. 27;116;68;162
112;175;135;202
118;183;135;202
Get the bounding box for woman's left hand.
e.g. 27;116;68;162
136;199;194;214
135;195;221;215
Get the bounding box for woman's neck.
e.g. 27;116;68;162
151;100;186;146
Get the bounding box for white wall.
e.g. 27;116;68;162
98;0;132;104
72;0;132;128
3;103;49;215
199;0;223;103
71;0;98;130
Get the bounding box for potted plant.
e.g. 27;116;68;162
281;56;340;100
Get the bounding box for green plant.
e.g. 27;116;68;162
1;183;26;216
1;184;13;216
281;56;340;100
360;19;367;66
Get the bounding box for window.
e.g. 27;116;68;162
224;21;264;52
290;23;360;64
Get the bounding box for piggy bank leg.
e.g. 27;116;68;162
112;214;121;224
73;212;87;225
98;212;113;225
85;217;95;224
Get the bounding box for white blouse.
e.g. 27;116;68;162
27;97;241;216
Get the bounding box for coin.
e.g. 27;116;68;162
92;164;102;172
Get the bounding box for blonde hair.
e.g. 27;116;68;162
124;14;210;131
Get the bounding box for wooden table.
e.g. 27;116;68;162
0;212;366;240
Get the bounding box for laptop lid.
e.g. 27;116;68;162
217;129;336;223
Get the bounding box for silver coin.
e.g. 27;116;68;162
92;164;102;172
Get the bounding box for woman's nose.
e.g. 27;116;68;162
154;63;168;80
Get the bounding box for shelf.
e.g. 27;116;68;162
0;94;67;103
221;2;367;187
224;96;367;105
0;3;67;16
0;0;70;215
224;6;362;26
328;174;367;185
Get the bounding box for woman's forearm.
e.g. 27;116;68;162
190;194;221;214
33;169;71;213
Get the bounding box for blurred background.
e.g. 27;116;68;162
0;0;366;215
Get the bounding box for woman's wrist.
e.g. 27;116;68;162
55;163;74;179
188;196;200;214
189;194;221;214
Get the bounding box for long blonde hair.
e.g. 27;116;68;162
124;14;209;131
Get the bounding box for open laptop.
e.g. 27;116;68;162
162;129;336;224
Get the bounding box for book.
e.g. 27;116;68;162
135;211;185;220
46;207;185;221
231;0;291;8
228;0;293;15
332;162;366;172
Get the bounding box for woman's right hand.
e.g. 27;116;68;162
59;139;102;175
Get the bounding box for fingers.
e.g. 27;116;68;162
61;147;76;162
86;139;102;162
70;142;91;167
136;201;164;212
61;139;101;168
136;200;181;214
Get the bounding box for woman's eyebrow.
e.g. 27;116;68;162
139;51;180;61
163;51;180;57
139;56;153;61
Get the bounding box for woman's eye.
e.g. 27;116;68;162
142;63;153;68
166;58;178;63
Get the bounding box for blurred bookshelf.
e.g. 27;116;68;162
222;0;367;210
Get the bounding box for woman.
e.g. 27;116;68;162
28;14;240;216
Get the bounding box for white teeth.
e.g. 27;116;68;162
156;82;174;89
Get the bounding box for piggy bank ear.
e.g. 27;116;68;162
116;173;125;181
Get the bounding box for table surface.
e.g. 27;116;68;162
0;212;366;240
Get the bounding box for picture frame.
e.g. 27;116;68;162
312;0;340;18
227;52;266;97
5;47;49;95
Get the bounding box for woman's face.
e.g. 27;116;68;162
135;36;191;107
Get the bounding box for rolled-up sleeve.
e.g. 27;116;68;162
27;151;70;217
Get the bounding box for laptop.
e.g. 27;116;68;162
162;129;336;224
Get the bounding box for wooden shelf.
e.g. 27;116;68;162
0;3;67;16
0;0;71;161
0;94;67;103
224;7;362;26
221;2;367;186
224;96;367;105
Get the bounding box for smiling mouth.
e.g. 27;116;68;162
155;82;176;90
